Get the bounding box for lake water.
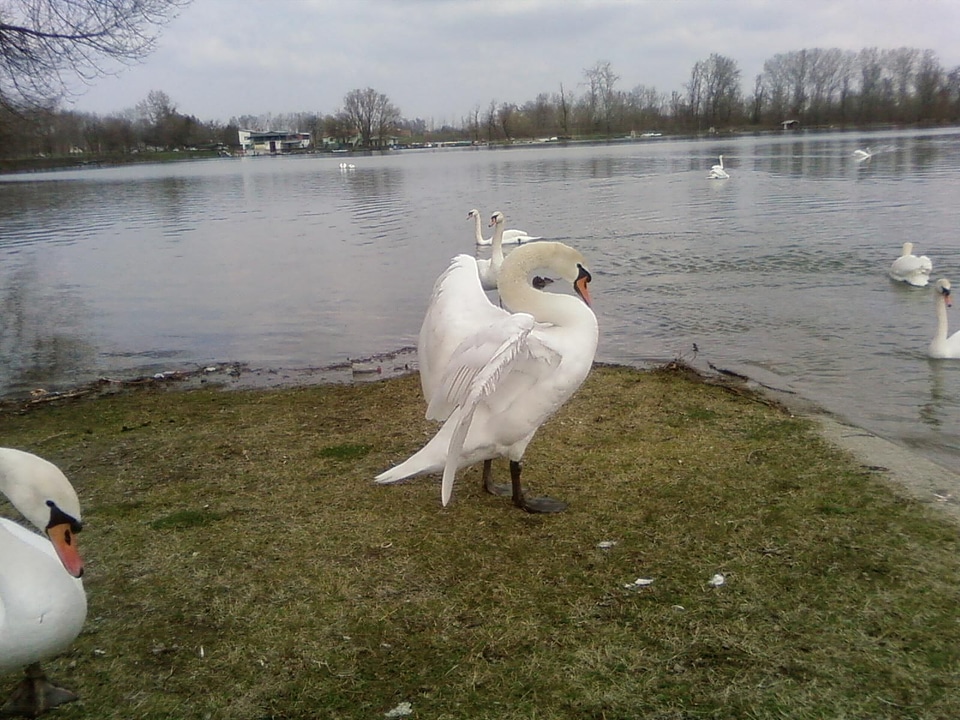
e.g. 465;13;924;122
2;128;960;472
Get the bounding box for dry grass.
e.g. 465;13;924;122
2;364;959;720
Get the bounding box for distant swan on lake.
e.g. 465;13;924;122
853;147;872;162
889;242;933;287
708;155;729;180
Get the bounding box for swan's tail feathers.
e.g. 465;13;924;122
441;403;477;506
374;423;453;486
375;450;433;485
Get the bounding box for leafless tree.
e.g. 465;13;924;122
0;0;190;110
340;87;401;148
555;83;570;137
583;60;620;133
750;74;764;123
484;99;497;142
915;50;944;120
498;102;516;141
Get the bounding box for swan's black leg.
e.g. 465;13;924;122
482;459;511;497
510;460;567;513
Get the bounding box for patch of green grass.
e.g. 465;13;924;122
318;443;372;461
1;365;959;720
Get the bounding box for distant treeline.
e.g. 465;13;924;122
2;47;959;162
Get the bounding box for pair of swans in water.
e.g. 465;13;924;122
708;155;729;180
468;208;540;246
376;239;598;512
887;245;957;357
1;448;86;717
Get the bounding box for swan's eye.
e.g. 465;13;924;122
46;501;83;534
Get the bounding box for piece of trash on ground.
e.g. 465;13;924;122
624;577;655;589
385;701;413;718
708;573;726;587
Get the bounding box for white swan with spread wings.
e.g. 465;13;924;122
380;241;598;512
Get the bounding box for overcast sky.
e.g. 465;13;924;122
68;0;960;126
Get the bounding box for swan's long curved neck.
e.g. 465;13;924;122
489;220;505;263
935;295;950;342
498;248;592;327
472;214;486;244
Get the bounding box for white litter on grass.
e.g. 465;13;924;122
708;573;726;587
624;577;655;589
597;540;618;549
384;701;413;718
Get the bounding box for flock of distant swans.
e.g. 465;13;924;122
2;150;959;716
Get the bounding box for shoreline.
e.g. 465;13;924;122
4;348;959;525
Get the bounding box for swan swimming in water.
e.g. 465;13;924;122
0;448;86;717
928;279;960;359
853;147;872;162
708;155;729;180
381;241;598;512
889;242;933;287
468;208;541;245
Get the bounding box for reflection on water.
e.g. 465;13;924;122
2;128;960;472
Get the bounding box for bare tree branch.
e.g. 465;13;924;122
0;0;190;110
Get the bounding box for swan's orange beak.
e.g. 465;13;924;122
47;522;84;578
574;265;592;306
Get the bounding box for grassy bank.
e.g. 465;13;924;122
1;365;958;719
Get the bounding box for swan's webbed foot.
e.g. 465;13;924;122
516;495;568;513
1;663;79;718
509;460;567;513
481;459;511;497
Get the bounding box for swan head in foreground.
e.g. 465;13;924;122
379;240;599;513
929;278;960;359
1;448;84;578
1;448;87;716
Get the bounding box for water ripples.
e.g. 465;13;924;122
2;129;960;472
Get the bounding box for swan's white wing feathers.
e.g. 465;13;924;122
890;252;933;285
436;314;562;505
427;313;541;421
418;255;505;404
